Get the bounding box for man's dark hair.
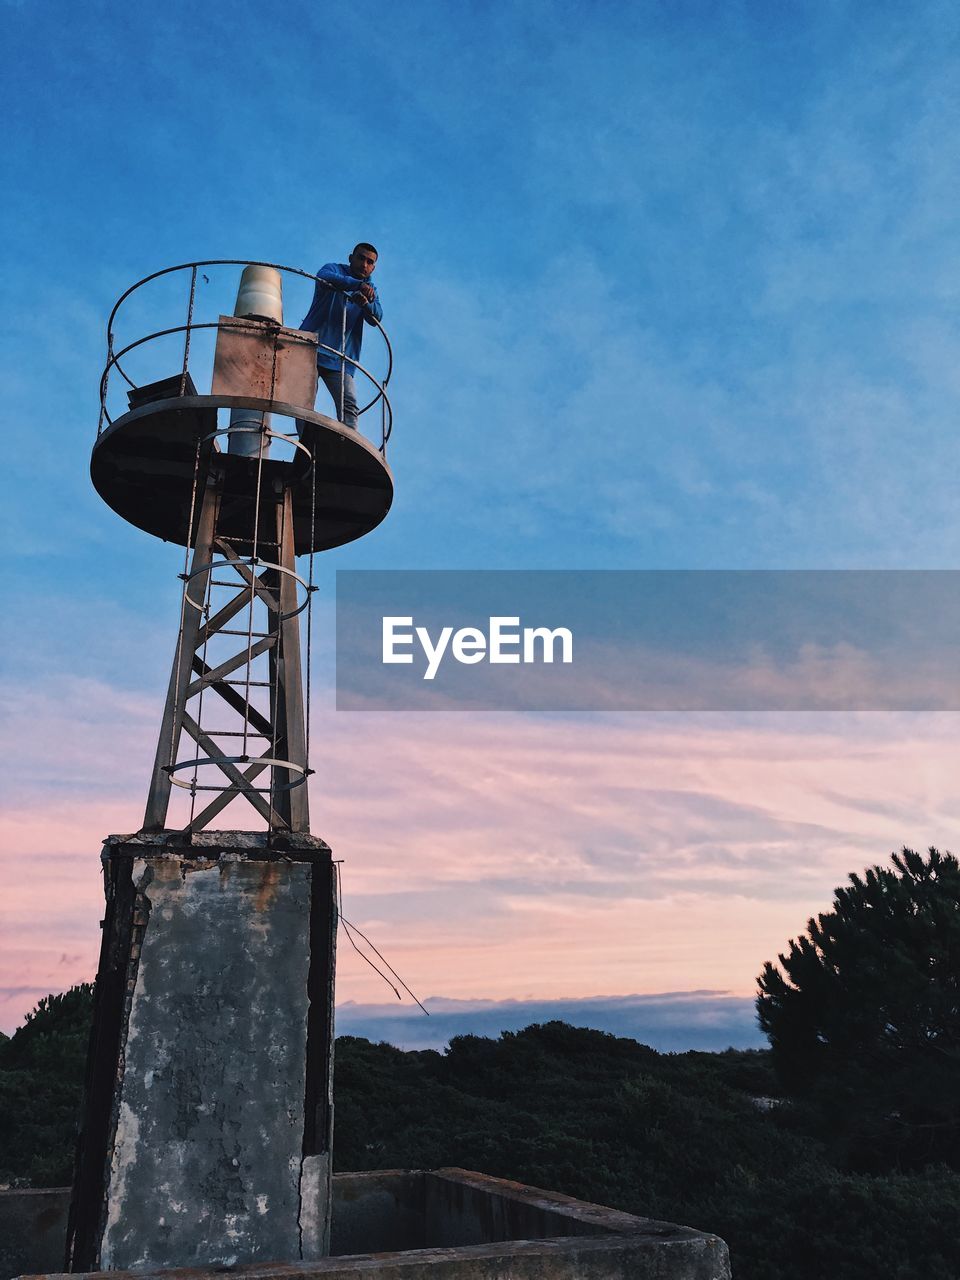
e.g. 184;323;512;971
353;242;378;258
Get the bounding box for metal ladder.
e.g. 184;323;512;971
142;436;312;834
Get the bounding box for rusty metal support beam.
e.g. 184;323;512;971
140;461;311;835
184;633;276;700
142;477;220;832
213;539;281;612
272;486;310;832
185;757;272;832
194;565;275;647
180;713;279;826
190;654;275;737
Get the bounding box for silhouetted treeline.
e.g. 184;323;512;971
758;847;960;1176
2;990;959;1280
0;985;93;1189
333;1022;960;1280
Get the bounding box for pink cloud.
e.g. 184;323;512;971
3;671;959;1035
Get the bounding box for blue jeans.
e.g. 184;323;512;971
318;365;358;431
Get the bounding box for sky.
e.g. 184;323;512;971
2;0;960;1046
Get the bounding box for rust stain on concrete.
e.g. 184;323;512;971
255;862;281;911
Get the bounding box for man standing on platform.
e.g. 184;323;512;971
300;243;382;431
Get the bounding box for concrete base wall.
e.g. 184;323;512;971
0;1190;72;1280
332;1172;426;1255
331;1169;613;1254
67;833;336;1274
4;1169;731;1280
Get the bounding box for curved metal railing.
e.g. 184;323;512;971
97;258;393;453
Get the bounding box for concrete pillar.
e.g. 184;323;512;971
67;831;336;1272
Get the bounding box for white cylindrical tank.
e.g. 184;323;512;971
233;265;283;323
227;266;284;456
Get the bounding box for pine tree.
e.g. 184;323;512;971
757;847;960;1170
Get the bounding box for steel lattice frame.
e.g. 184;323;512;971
142;448;312;834
93;261;395;836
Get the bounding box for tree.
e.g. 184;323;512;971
0;984;94;1187
756;847;960;1171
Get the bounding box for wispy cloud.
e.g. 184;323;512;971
6;656;958;1032
335;991;764;1054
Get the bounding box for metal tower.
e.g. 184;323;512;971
91;259;394;834
68;260;393;1272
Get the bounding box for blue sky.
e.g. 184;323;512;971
2;1;960;1041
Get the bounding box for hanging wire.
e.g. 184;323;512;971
98;332;113;435
304;364;319;779
171;440;203;777
187;467;225;827
335;863;430;1016
179;265;197;396
230;364;273;818
270;492;286;824
173;440;207;832
267;329;282;823
189;528;216;829
241;542;259;764
340;296;347;423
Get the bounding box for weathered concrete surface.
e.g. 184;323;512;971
0;1189;71;1279
31;1237;730;1280
99;853;311;1269
299;1155;333;1260
425;1167;622;1245
331;1172;427;1256
67;833;336;1273
11;1169;730;1280
330;1168;716;1255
